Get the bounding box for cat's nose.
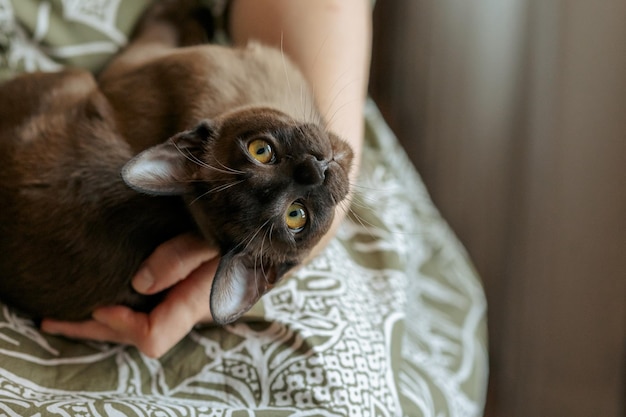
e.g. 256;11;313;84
294;155;328;186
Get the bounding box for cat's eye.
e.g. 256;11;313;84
285;202;307;233
248;139;275;164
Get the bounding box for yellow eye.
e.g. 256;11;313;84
248;139;274;164
285;202;307;232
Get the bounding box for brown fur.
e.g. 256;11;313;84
0;1;353;324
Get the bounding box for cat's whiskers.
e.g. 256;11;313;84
210;179;245;193
304;34;329;124
344;197;374;214
188;179;245;205
299;80;305;123
250;223;275;298
340;185;424;237
324;94;360;133
212;156;246;175
279;32;293;99
258;228;271;284
237;218;272;257
341;202;379;240
280;32;311;127
198;156;244;176
172;140;244;176
252;251;261;298
267;223;276;250
352;181;387;205
172;141;209;169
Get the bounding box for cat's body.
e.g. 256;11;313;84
0;3;353;324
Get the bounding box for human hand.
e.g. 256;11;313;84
41;233;219;358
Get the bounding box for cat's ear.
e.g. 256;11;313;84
209;251;295;325
122;120;215;195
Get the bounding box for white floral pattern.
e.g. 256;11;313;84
0;1;488;415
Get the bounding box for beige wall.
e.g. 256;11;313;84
369;1;626;416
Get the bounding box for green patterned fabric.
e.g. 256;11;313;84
0;1;488;415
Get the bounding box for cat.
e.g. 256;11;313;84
0;1;353;325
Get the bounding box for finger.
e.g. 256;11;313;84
153;258;217;325
91;306;151;344
133;233;219;294
90;259;218;358
40;316;129;344
42;258;219;358
138;258;219;357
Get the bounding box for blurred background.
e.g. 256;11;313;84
368;0;625;416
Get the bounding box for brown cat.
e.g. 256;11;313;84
0;2;353;325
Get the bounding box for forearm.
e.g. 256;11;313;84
228;0;372;256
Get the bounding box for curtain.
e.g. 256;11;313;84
370;0;626;416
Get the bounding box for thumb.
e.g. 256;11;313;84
133;233;219;294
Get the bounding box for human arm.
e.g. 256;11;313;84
228;0;371;259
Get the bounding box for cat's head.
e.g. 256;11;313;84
122;107;353;324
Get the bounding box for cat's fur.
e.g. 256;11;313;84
0;2;353;324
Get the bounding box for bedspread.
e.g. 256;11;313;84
0;1;488;415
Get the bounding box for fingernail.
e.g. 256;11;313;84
133;267;154;293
